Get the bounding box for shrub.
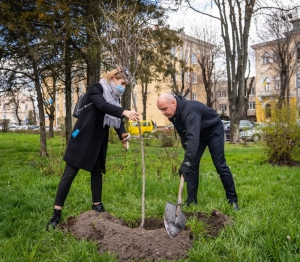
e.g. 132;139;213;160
0;119;10;132
263;107;300;165
161;133;175;147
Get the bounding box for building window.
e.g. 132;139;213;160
275;76;281;90
219;104;227;112
185;72;190;83
191;53;197;64
25;104;28;110
248;102;255;110
250;87;255;96
171;47;176;56
218;90;227;98
262;52;272;64
273;51;279;62
263;77;271;91
192;73;197;83
192;93;197;100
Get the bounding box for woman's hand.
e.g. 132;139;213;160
122;110;139;121
121;133;131;151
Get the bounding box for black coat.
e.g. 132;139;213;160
169;96;222;163
63;82;125;172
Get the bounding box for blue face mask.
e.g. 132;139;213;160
116;84;125;92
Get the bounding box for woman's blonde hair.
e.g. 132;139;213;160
103;68;128;83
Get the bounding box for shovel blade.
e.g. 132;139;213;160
164;202;186;238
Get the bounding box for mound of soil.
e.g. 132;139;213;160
59;209;232;261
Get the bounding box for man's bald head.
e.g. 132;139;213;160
157;93;177;118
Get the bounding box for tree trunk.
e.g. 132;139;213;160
48;104;55;137
65;37;72;143
33;60;48;157
87;53;101;87
141;82;148;120
121;85;132;110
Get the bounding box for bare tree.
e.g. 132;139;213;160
255;10;298;108
176;0;299;142
137;27;182;120
164;36;191;96
192;23;225;108
94;0;164;227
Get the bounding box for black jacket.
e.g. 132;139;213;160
169;96;221;163
63;82;125;172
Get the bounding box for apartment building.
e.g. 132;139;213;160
0;90;35;125
213;79;257;121
133;32;212;127
251;18;300;122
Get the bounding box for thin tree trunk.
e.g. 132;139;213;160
65;37;72;143
33;60;48;156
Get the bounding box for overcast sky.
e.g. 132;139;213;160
164;1;299;77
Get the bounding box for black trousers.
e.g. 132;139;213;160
186;122;238;204
54;153;103;207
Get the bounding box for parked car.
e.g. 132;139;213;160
239;126;264;142
8;125;19;131
165;123;174;129
224;120;255;141
221;120;230;126
128;120;154;137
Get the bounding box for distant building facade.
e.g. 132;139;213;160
251;19;300;122
0;90;35;125
133;32;212;127
213;78;257;121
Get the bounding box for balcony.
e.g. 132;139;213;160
257;89;281;98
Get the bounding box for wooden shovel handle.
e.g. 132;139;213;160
176;175;185;216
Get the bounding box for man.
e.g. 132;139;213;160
157;93;238;210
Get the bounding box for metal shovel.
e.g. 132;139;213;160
164;175;186;238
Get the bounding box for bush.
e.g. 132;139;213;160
161;134;175;147
263;107;300;165
0;119;10;132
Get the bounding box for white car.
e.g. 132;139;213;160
8;125;20;131
239;123;265;142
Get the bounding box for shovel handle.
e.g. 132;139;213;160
176;175;185;216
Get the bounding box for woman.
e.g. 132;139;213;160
47;68;139;230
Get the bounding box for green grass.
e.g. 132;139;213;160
0;133;299;261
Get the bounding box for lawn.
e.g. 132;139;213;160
0;132;299;261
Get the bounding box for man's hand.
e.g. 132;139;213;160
121;133;131;151
179;162;191;181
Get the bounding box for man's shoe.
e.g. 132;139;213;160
92;203;105;213
46;209;62;230
232;202;239;211
183;199;198;206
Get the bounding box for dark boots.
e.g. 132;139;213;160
91;203;105;213
46;209;62;230
47;203;105;231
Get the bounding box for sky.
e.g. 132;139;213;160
164;0;299;76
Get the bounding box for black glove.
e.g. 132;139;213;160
179;162;191;181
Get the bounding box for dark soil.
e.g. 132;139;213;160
59;209;232;261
